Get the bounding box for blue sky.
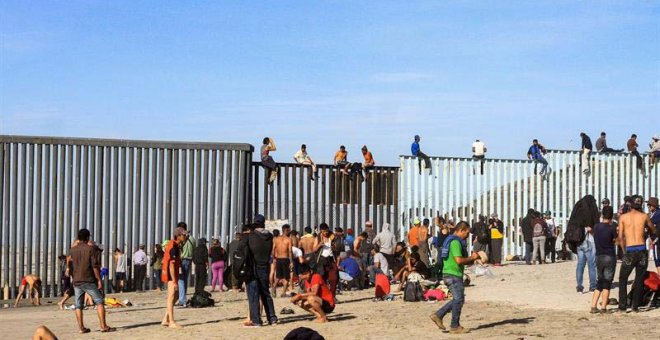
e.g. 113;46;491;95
1;1;658;165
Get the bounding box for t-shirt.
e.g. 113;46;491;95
339;257;360;278
472;141;486;156
528;145;544;159
181;237;196;259
627;138;638;152
582;135;593;150
260;144;270;161
593;223;616;257
408;226;420;246
545;218;556;237
373;252;389;273
292;246;303;259
363;151;374;166
442;239;464;278
595;136;607;152
532;218;547;238
162;239;181;282
70;243;100;285
334;150;347;164
307;273;334;308
294;150;310;164
209;246;225;263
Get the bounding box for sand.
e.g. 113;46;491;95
2;260;658;339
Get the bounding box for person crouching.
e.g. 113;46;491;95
290;264;335;323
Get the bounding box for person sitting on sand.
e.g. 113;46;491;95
396;252;429;291
32;325;58;340
14;274;42;307
368;245;388;285
338;251;361;290
290;264;335;323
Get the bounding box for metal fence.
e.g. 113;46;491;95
248;162;399;235
399;150;659;257
0;135;252;297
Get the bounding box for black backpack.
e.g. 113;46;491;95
232;236;254;281
189;291;214;308
403;281;424;302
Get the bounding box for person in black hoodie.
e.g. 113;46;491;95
193;238;209;294
245;215;278;327
471;215;489;253
521;209;535;265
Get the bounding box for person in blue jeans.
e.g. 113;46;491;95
176;222;195;306
576;228;597;293
527;139;548;176
430;222;479;334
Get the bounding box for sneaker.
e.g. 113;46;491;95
243;322;261;328
449;326;470;334
590;307;599;314
429;314;445;330
576;287;583;294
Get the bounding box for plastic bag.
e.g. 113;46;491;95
473;264;495;278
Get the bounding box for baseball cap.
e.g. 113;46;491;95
413;218;421;225
254;214;265;226
544;210;551;216
601;198;611;205
346;228;353;235
490;213;498;219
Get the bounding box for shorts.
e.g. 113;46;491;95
115;272;126;280
74;282;104;309
276;259;291;279
21;277;27;286
321;299;334;314
596;255;616;282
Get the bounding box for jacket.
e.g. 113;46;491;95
248;228;273;267
373;223;397;255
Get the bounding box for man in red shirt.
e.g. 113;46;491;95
161;226;187;329
290;264;335;323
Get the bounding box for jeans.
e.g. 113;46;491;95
618;250;648;310
576;240;596;291
581;149;591;174
153;269;162;290
595;255;616;291
532;236;546;263
74;282;104;309
533;157;548;175
630;151;645;174
545;237;557;263
247;265;277;324
435;275;465;328
524;242;533;264
178;259;191;305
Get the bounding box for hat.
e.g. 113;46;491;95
413;218;421;225
174;227;188;237
254;214;265;226
601;198;611;205
490;213;498;219
346;228;353;235
647;197;659;207
653;135;659;140
198;238;207;245
365;220;373;226
334;227;344;233
544;210;551;216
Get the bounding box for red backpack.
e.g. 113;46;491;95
375;273;390;298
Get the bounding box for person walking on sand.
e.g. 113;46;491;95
69;228;115;333
290;263;335;323
161;227;186;329
617;195;656;312
590;206;617;313
412;135;432;175
430;222;480;334
272;227;294;297
245;215;278;327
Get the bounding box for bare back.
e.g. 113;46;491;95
300;236;315;255
618;209;654;248
274;236;292;259
290;235;299;248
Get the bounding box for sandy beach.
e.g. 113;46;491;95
3;260;658;340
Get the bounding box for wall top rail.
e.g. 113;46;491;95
252;161;400;170
0;134;254;152
399;155;535;163
546;149;651;155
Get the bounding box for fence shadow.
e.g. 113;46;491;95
472;317;535;331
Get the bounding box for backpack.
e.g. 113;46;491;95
403;281;424;302
189;291;214;308
232;236;254;281
374;273;390;298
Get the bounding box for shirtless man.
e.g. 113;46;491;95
14;274;41;307
418;219;431;266
273;228;294;297
300;226;316;264
617;195;656;312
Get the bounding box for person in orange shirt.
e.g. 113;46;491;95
334;145;350;175
161;227;187;329
290;263;335;323
408;218;421;248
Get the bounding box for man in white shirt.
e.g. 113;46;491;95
293;144;319;180
133;245;148;292
369;245;389;284
472;139;487;175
